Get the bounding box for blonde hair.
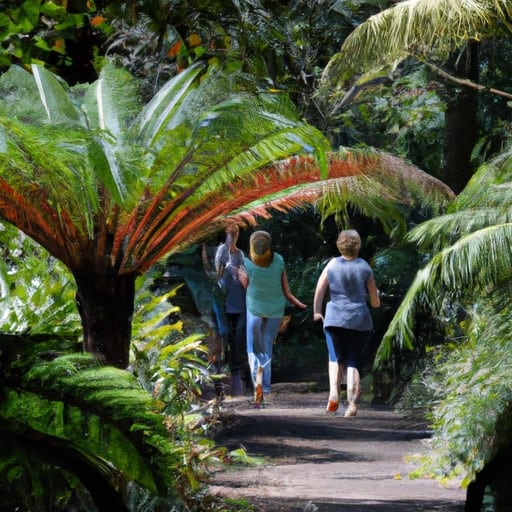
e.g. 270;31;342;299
249;230;272;267
336;230;361;258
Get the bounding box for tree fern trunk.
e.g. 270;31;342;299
74;270;136;368
442;41;479;194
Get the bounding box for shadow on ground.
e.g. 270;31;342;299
209;387;465;512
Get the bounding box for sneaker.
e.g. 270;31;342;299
344;402;357;417
326;400;339;413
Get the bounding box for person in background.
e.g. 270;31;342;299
214;224;247;396
313;229;380;417
238;230;307;407
201;241;230;397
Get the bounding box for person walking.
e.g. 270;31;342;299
214;224;247;396
238;230;307;407
313;229;380;417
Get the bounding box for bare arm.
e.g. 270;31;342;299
281;270;307;309
367;275;381;308
313;267;329;322
202;244;217;280
237;266;248;289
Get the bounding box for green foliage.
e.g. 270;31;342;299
321;0;512;89
0;222;80;336
0;0;107;81
0;53;333;367
130;273;238;506
0;335;185;510
0;228;235;510
0;275;238;511
408;296;512;489
131;275;210;417
332;68;445;176
0;59;329;274
377;146;512;362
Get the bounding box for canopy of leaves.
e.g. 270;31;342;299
0;60;331;277
320;0;512;94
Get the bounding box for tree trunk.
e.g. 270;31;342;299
442;41;479;194
465;445;512;512
74;269;136;369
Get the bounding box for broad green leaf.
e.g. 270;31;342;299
134;62;204;145
31;64;80;123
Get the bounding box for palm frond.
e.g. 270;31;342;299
225;148;453;236
453;146;512;210
133;62;205;146
407;207;512;252
126;148;452;273
377;223;512;364
320;0;512;105
83;62;141;138
2;349;181;497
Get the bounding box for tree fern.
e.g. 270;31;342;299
377;144;512;363
0;58;455;367
320;0;512;100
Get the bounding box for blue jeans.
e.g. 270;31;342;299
246;310;282;393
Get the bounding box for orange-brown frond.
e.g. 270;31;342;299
119;149;454;274
0;180;63;256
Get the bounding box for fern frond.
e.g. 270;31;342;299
2;351;183;498
320;0;512;98
377;223;512;364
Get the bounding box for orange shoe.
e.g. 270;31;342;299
326;399;339;413
254;383;263;404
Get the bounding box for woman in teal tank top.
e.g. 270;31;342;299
238;231;306;407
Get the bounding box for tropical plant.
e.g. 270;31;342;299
377;147;512;359
0;59;331;368
372;141;512;508
317;0;512;194
319;0;512;101
0;59;453;368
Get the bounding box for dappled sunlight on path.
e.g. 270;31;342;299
209;384;465;511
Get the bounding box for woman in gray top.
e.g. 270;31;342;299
214;224;247;396
313;230;380;417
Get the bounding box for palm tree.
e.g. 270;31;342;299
320;0;512;97
0;61;453;368
377;147;512;359
318;0;512;193
375;147;512;511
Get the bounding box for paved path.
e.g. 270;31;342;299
209;384;466;511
